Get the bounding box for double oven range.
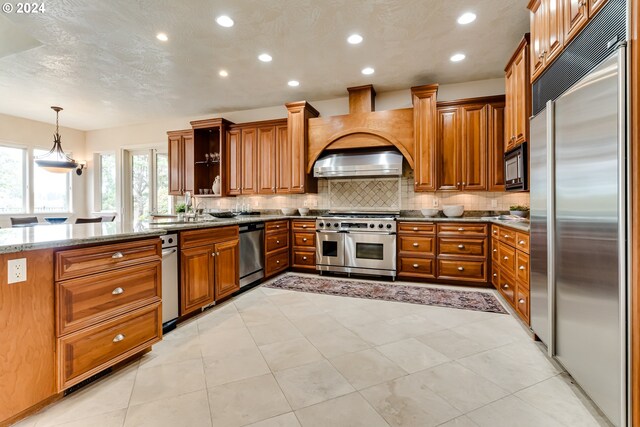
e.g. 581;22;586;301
316;213;397;278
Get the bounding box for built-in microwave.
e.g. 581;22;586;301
504;142;527;191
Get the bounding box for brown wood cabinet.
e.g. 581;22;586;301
258;126;277;194
491;224;530;324
167;130;194;196
286;102;320;194
397;222;436;280
564;0;589;43
54;239;162;391
0;250;55;425
291;220;316;272
265;220;290;277
179;227;240;312
435;96;505;192
241;128;258;194
226;129;242;195
504;35;531;153
411;84;439;192
276;124;291;193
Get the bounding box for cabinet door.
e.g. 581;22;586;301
588;0;607;17
504;66;515;150
288;108;305;194
214;239;239;300
168;135;183;195
563;0;589;43
546;0;564;64
241;128;257;194
530;0;546;80
182;133;195;194
461;104;487;191
225;129;242;196
257;126;276;194
180;246;214;315
488;103;506;192
514;48;529;146
275;125;290;193
437;107;461;191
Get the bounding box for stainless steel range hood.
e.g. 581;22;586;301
313;149;403;178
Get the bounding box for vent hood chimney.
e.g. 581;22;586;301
347;85;376;113
313;149;403;178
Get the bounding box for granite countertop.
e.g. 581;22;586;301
0;222;166;255
0;213;528;254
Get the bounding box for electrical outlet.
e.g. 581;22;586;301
8;258;27;284
432;198;439;207
491;199;498;208
303;200;309;207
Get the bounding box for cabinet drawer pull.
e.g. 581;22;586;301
493;249;497;253
276;260;280;264
413;242;419;247
112;334;125;343
519;298;525;304
457;227;464;231
519;240;526;245
302;225;307;228
519;265;526;270
302;256;307;261
217;252;220;256
493;230;497;234
457;266;464;271
111;252;124;259
503;256;509;260
458;244;465;249
302;238;308;242
212;252;216;257
276;240;280;244
276;225;280;228
111;287;124;295
503;284;509;289
504;234;511;238
413;227;419;231
493;273;497;277
413;263;420;268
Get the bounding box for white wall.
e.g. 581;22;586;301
0;113;87;227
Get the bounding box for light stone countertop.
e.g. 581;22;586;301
0;214;528;255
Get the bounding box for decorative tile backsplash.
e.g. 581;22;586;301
195;176;529;212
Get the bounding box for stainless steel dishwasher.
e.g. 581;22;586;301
239;223;264;288
160;233;179;333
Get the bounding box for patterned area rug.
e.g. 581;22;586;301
264;274;508;314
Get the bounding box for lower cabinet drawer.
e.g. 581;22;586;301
491;238;500;263
438;237;487;258
437;259;486;282
491;263;500;287
498;242;516;275
398;257;436;279
58;303;161;390
292;250;315;268
57;262;161;336
398;235;435;255
516;286;530;323
266;232;289;252
266;250;289;276
437;223;487;236
293;232;315;247
266;220;289;233
498;271;516;304
516;251;530;289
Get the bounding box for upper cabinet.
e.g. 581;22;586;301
505;34;531;152
529;0;609;81
411;84;439;192
434;96;505;192
167;130;194;196
286;102;320;194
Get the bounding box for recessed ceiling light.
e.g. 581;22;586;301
288;80;300;87
347;34;363;44
258;53;272;62
219;70;228;77
450;53;466;62
156;33;168;42
361;67;375;75
457;12;476;25
216;15;234;27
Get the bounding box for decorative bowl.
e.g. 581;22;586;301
44;217;67;224
421;208;439;218
298;207;310;216
207;211;237;218
509;210;529;218
281;208;298;215
442;204;464;218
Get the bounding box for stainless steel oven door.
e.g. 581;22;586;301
316;231;345;267
344;232;396;272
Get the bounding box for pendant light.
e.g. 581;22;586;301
35;106;78;173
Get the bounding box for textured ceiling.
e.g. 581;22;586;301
0;0;529;130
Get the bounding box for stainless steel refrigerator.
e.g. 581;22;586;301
530;48;628;426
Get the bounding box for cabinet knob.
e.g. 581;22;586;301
276;225;280;228
518;298;525;304
493;273;497;277
457;227;464;231
413;242;419;247
112;333;125;343
504;234;510;238
503;256;509;260
212;252;216;257
112;252;124;259
493;249;498;253
457;266;464;271
519;240;526;245
302;225;307;228
503;284;509;289
112;287;124;295
458;244;465;249
457;182;461;186
462;182;466;186
493;230;498;234
303;256;307;261
519;265;525;270
217;252;220;256
302;238;308;242
276;260;280;264
413;227;419;231
413;263;419;268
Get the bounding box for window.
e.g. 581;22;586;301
98;153;116;211
125;148;169;225
0;145;26;213
33;148;71;213
155;152;169;214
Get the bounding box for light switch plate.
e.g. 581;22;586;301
432;198;439;207
8;258;27;284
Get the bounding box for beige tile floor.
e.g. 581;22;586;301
15;273;613;427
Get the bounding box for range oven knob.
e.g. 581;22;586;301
378;224;384;228
334;223;339;228
369;224;375;228
319;222;324;227
325;223;331;227
386;224;392;229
